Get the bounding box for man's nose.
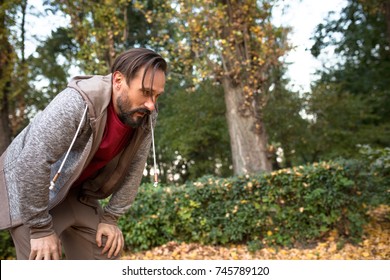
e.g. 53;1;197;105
144;97;156;112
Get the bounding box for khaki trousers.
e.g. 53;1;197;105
9;188;120;260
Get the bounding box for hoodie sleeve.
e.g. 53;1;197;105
12;88;88;238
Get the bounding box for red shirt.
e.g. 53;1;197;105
73;101;133;187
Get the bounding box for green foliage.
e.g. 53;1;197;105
27;27;77;113
0;230;15;259
340;145;390;206
263;67;308;168
309;0;390;155
120;155;386;252
143;78;232;184
299;84;385;162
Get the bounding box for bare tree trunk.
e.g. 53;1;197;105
0;1;12;154
222;77;272;175
11;0;28;135
0;89;11;154
384;0;390;44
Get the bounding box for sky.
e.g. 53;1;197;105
273;0;347;92
25;0;348;93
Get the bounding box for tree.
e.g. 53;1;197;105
147;78;232;184
0;0;29;153
47;0;164;74
358;0;390;43
262;66;308;168
27;27;77;113
309;0;390;159
138;0;290;175
302;84;380;161
46;0;129;74
0;0;13;154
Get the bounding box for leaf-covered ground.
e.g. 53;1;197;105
121;205;389;260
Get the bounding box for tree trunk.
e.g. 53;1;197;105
384;0;390;44
0;1;12;154
0;90;11;154
222;77;272;175
0;45;12;154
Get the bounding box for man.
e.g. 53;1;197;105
0;48;167;260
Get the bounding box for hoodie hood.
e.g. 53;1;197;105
68;74;112;122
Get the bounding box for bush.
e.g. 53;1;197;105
0;230;15;259
353;145;390;206
119;160;377;252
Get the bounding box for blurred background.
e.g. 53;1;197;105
1;0;389;184
0;0;389;259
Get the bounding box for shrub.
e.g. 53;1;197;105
0;230;15;259
119;160;375;252
352;145;390;206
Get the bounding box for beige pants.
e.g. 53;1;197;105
9;188;120;260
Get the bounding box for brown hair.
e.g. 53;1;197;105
111;48;167;89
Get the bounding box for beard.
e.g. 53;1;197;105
116;95;151;127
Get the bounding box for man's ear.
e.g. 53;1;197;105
113;71;123;89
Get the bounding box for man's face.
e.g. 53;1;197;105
112;67;166;127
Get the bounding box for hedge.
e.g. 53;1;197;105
0;230;15;259
119;158;388;252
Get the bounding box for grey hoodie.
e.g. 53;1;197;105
0;74;155;239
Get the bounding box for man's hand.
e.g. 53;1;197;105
96;223;124;258
30;233;62;260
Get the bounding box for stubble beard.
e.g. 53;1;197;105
116;95;150;127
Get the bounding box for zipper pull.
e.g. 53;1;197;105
49;173;60;190
153;173;158;187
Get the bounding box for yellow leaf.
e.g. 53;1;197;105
231;251;238;260
307;253;316;259
268;248;276;254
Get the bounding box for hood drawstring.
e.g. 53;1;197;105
49;104;89;190
150;116;158;187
